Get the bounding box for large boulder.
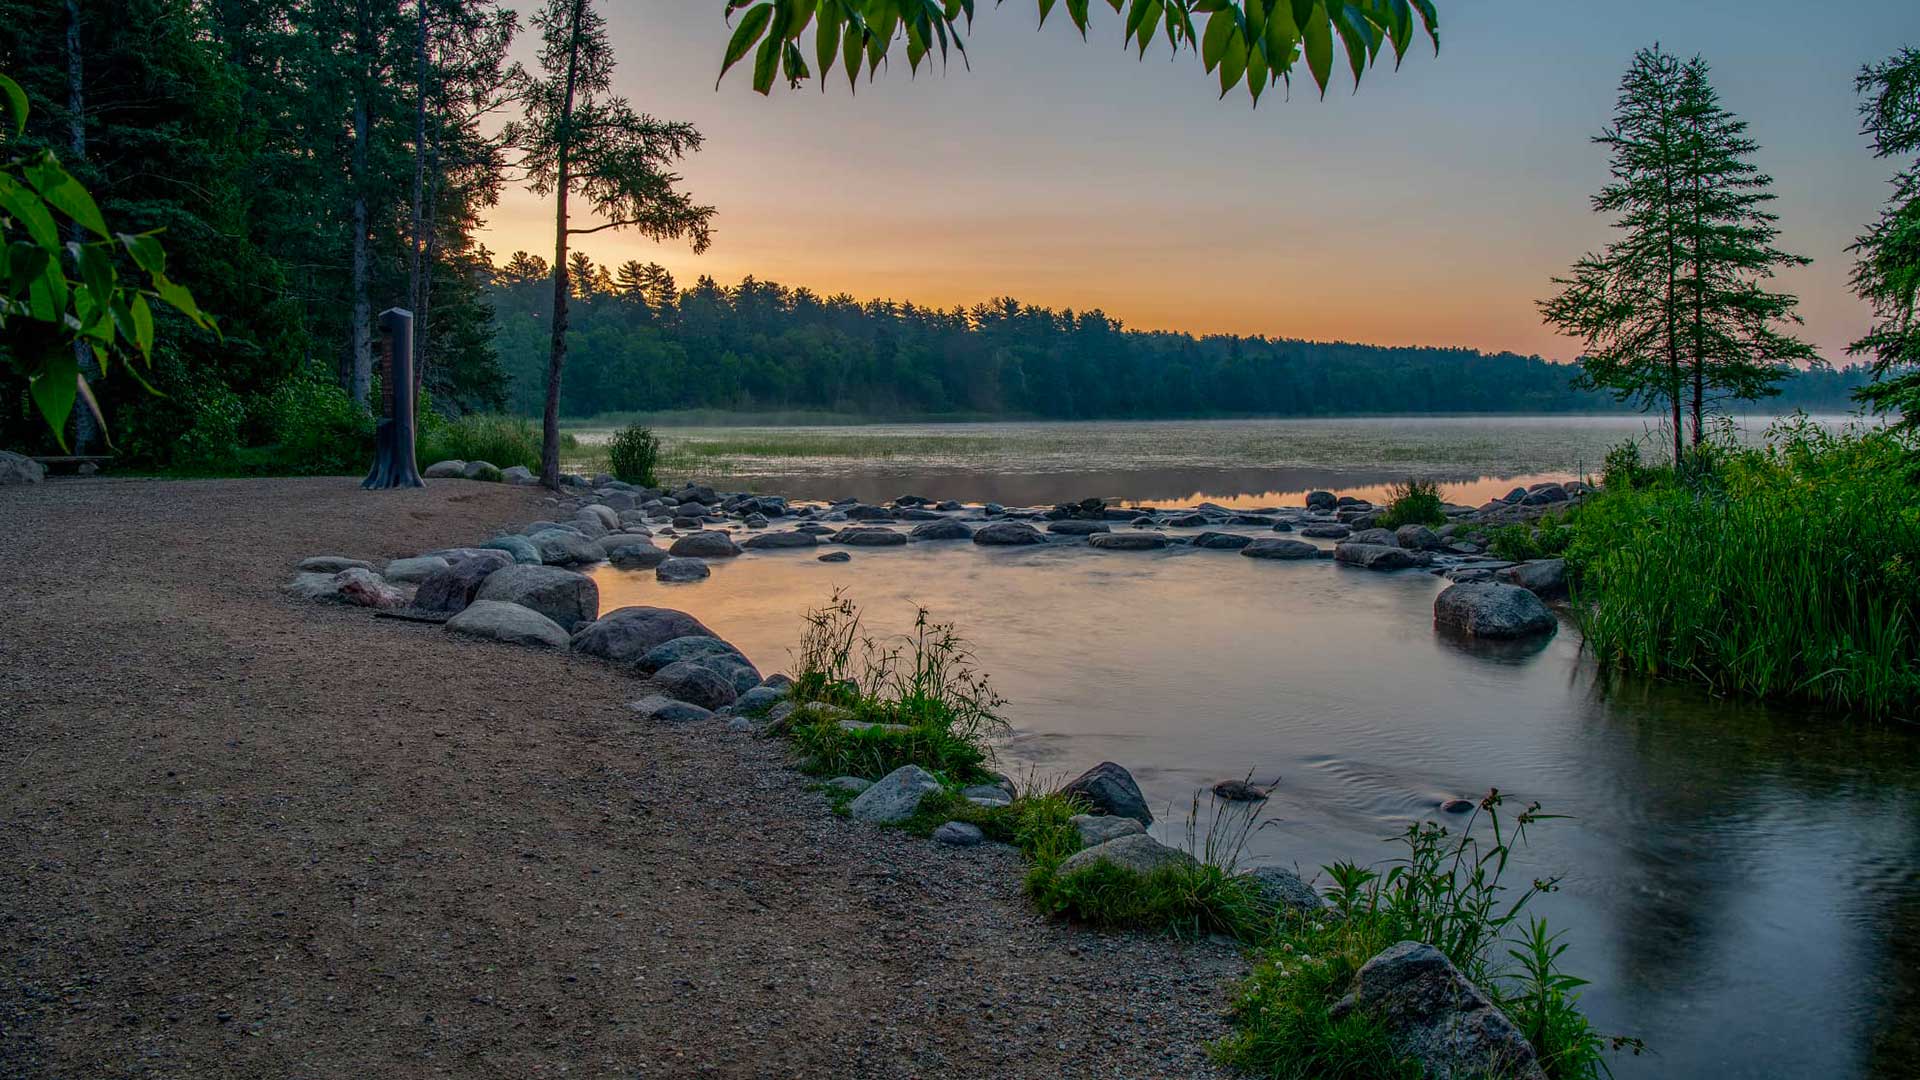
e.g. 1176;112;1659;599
1300;523;1351;540
383;555;449;584
474;565;599;628
606;542;671;569
1192;532;1253;550
1335;543;1431;571
1495;559;1569;601
910;518;973;541
412;557;504;614
501;465;537;485
656;557;711;583
1241;538;1320;560
1048;520;1111;536
669;531;741;559
1089;532;1169;551
1395;524;1445;551
297;556;373;574
1060;762;1152;826
578;503;620;530
1350;527;1399;546
847;764;943;824
571;607;717;664
1330;942;1548;1080
741;530;819;551
423;459;466;479
628;694;715;724
1057;833;1196;877
1434;583;1557;640
461;460;502;482
445;600;570;648
1521;483;1568;506
0;450;47;485
1305;491;1337;510
634;635;761;695
973;521;1047;546
731;684;789;718
834;526;909;547
1244;866;1326;914
1070;813;1145;847
283;567;403;608
481;534;542;565
528;528;604;566
647;660;739;711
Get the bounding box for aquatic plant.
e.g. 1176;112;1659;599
1376;478;1448;529
605;423;661;486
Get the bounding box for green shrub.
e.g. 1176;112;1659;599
1375;478;1446;530
175;378;248;467
607;423;661;486
258;373;375;475
1568;418;1920;717
1485;516;1574;562
1599;439;1657;491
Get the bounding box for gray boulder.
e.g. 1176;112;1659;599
973;522;1046;546
847;764;943;824
297;556;373;574
474;565;599;627
383;555;450;584
1521;483;1569;506
445;600;570;648
635;635;761;695
818;551;852;563
1242;538;1320;560
1245;866;1326;914
0;450;46;485
1350;527;1399;546
1331;941;1548;1080
732;684;789;717
669;530;741;559
578;503;620;530
1089;532;1169;551
834;526;909;547
1434;583;1557;639
481;535;542;565
422;459;465;479
572;607;717;664
933;821;986;846
1395;524;1445;551
1192;532;1253;550
627;694;715;724
607;543;670;569
826;776;873;795
1048;520;1111;536
1335;543;1432;571
1060;761;1152;826
741;530;819;551
910;518;973;541
1305;490;1337;510
1058;833;1196;877
656;557;711;582
1300;523;1351;540
963;784;1013;807
648;660;739;710
502;465;537;485
529;528;604;566
461;460;502;482
1495;559;1569;600
413;557;503;614
1071;813;1145;847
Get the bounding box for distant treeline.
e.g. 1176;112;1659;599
490;257;1871;420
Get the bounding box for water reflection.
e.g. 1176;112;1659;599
591;534;1920;1079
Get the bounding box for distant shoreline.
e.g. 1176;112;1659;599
558;407;1871;431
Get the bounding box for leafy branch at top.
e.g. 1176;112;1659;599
717;0;1439;104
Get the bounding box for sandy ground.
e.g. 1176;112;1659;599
0;477;1240;1080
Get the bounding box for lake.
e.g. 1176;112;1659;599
591;414;1913;1080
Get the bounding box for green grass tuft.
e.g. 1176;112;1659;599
1375;477;1448;530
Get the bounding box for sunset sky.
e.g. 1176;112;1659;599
477;1;1915;362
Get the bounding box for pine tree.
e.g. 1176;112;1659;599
1849;47;1920;427
506;0;713;488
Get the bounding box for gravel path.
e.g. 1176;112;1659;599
0;477;1241;1079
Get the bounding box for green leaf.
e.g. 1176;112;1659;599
0;72;27;137
119;232;166;276
752;34;782;93
1201;8;1235;72
74;371;112;449
719;3;775;85
23;154;109;239
0;174;59;250
29;349;78;451
1303;1;1333;95
152;273;216;333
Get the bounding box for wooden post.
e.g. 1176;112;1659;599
362;308;425;489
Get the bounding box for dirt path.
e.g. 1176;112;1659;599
0;477;1239;1079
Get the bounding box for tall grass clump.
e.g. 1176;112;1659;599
1569;418;1920;718
606;423;661;486
784;593;1010;784
418;413;580;473
1376;478;1447;529
1215;792;1636;1080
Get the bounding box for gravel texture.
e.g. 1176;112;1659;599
0;476;1241;1079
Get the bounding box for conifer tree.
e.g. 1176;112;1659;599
1849;46;1920;427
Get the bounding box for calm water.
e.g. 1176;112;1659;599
589;415;1914;1079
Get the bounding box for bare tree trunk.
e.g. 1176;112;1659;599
66;0;99;453
348;0;373;409
420;137;439;399
541;0;588;490
409;0;427;398
1689;171;1705;447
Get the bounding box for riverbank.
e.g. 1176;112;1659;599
0;478;1240;1079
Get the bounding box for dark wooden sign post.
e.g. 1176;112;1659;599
362;307;425;489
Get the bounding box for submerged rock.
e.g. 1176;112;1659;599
1089;532;1168;551
1434;583;1557;639
655;557;711;582
910;518;973;541
1047;520;1111;536
668;530;742;559
1211;779;1270;801
741;530;819;551
973;522;1047;546
834;526;909;546
1241;538;1320;561
1192;532;1253;550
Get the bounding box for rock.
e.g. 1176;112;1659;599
741;530;819;551
1521;483;1569;506
973;521;1047;546
413;557;502;614
607;543;670;570
383;555;450;584
566;515;611;540
732;684;789;717
895;508;943;521
1232;513;1276;526
1300;523;1351;540
933;821;986;847
1350;527;1399;546
1495;559;1569;601
1058;833;1196;878
1048;520;1111;536
1192;532;1253;550
1433;583;1557;639
0;450;47;485
1245;866;1326;914
1242;538;1320;560
656;557;711;583
474;565;599;628
1211;779;1270;801
847;764;943;824
818;551;852;563
297;556;373;574
599;490;638;512
962;785;1013;807
458;460;501;482
572;607;717;664
647;660;739;710
423;459;466;479
1305;491;1337;510
635;635;760;695
528;528;604;566
1395;524;1445;551
1441;798;1476;814
1060;762;1152;826
1166;512;1212;528
502;465;537;485
1070;813;1145;847
1502;487;1529;504
337;567;404;608
826;776;872;795
910;518;973;541
627;694;715;724
1330;941;1547;1080
1089;532;1169;551
481;535;543;565
445;600;570;647
834;527;909;547
1335;543;1432;571
578;503;620;530
669;531;741;559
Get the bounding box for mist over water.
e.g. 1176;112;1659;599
590;414;1913;1079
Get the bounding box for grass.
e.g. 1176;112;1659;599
419;412;580;473
1566;418;1920;719
1375;478;1447;530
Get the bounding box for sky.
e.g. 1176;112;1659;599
476;1;1919;362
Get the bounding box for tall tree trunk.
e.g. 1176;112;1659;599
420;137;439;399
1689;171;1704;447
409;0;427;398
348;0;373;409
66;0;99;453
541;0;588;490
